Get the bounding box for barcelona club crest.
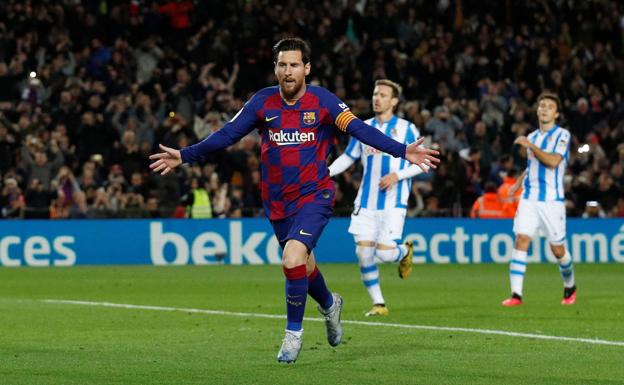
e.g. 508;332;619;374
302;111;316;125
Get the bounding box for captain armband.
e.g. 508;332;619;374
335;110;357;132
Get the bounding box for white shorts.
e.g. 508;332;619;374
513;199;566;244
348;207;407;246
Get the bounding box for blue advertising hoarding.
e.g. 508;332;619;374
0;218;622;266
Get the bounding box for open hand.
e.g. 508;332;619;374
149;144;182;176
405;137;440;173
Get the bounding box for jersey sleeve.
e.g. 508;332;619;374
180;93;262;163
407;123;420;144
329;135;360;176
318;88;357;132
554;129;571;157
396;164;426;180
328;153;356;177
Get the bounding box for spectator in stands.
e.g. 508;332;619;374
0;124;18;175
24;178;54;219
114;130;145;181
183;177;212;219
50;166;86;219
1;177;24;218
582;201;606;218
20;137;64;191
470;182;505;219
595;172;620;213
127;172;150;200
75;111;117;164
479;80;508;129
145;196;161;218
569;98;595;141
468;120;497;182
425;105;464;152
134;37;164;84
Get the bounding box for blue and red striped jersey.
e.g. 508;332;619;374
181;85;407;220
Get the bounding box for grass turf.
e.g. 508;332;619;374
0;263;623;385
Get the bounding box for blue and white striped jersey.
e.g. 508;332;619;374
522;124;570;202
343;115;420;209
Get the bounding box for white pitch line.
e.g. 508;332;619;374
42;299;624;347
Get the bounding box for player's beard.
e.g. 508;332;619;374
280;77;304;100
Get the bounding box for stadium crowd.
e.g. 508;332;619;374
1;0;623;219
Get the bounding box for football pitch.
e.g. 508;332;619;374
1;263;623;385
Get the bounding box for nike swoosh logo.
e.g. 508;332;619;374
265;116;278;122
299;229;312;236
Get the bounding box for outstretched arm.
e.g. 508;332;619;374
150;97;260;175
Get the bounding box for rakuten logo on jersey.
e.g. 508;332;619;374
269;130;316;146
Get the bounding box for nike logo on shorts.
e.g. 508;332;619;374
299;229;312;236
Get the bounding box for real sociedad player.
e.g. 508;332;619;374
502;92;576;307
149;38;440;363
329;79;424;317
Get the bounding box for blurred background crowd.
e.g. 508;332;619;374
1;0;623;219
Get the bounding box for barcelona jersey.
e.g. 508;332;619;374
181;85;406;220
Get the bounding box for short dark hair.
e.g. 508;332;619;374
484;181;498;193
272;38;311;64
537;91;562;112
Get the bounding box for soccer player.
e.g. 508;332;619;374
148;38;440;362
328;79;422;317
502;92;576;307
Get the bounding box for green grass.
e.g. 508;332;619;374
1;263;623;385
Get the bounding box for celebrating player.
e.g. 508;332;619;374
149;38;440;363
502;92;576;307
329;79;423;316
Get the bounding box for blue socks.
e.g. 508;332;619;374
307;265;334;310
283;264;308;331
283;264;334;331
